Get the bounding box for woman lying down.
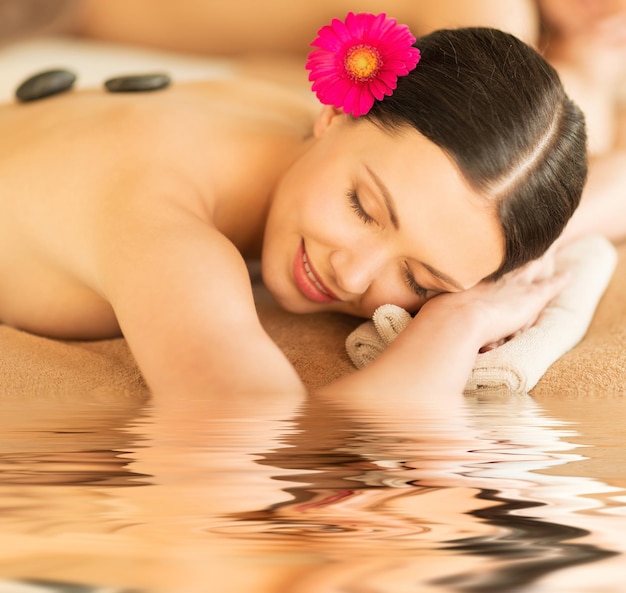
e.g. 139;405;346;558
0;14;589;401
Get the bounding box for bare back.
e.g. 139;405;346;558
0;78;315;339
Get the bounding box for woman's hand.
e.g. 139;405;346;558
322;254;569;401
419;261;569;353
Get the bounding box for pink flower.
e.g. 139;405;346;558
305;12;421;117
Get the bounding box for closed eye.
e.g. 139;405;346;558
347;189;376;225
403;264;429;299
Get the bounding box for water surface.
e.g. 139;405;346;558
0;391;625;592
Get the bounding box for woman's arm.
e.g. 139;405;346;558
96;193;306;399
317;271;568;408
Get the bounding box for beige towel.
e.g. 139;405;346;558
346;235;618;395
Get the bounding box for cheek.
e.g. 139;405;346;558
299;186;354;241
268;172;319;239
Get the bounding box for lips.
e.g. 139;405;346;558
293;241;337;303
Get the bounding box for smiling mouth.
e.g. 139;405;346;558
293;242;337;303
303;251;330;296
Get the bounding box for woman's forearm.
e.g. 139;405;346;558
316;270;570;412
316;305;482;407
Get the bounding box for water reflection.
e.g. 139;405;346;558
438;489;617;593
215;395;624;592
0;392;624;592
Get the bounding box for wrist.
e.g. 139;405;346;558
415;295;485;350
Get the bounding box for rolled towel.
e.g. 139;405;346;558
345;303;412;368
346;234;618;395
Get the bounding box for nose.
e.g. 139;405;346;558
329;246;387;296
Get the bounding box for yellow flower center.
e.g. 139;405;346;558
345;44;381;82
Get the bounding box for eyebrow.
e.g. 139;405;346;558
364;165;400;230
365;165;465;292
421;262;466;291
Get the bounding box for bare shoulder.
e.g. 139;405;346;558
0;77;312;341
94;189;303;396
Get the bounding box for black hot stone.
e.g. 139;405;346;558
104;73;171;93
15;69;77;102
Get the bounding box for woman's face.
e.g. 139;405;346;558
262;108;504;318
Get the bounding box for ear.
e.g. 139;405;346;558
313;105;343;138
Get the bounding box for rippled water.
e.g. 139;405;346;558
0;391;625;593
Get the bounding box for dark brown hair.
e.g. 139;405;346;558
365;27;587;279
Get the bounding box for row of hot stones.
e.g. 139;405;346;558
15;69;171;102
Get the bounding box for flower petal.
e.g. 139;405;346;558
329;17;353;43
305;12;420;116
368;77;389;100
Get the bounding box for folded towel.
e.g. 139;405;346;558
346;234;618;395
346;304;409;369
